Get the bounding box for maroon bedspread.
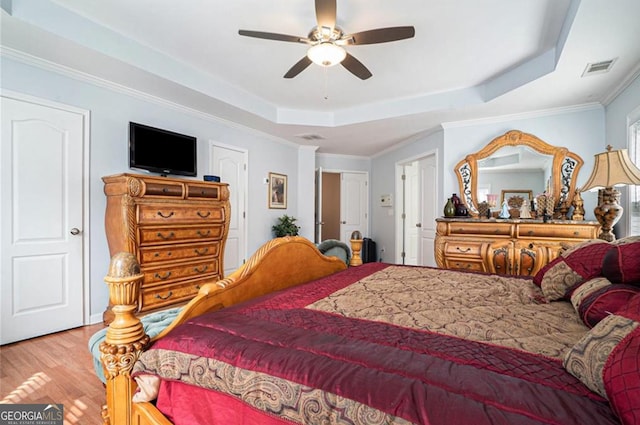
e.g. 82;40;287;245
134;263;619;425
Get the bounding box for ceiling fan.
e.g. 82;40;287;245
238;0;415;80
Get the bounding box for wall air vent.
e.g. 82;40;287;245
296;133;325;141
582;59;616;77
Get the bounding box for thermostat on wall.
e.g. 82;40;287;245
380;194;392;207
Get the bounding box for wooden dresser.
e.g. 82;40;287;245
102;173;230;323
435;218;600;276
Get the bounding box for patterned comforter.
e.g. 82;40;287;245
132;263;619;425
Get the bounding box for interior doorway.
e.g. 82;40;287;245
395;151;438;266
315;170;369;244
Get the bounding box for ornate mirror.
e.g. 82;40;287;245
454;130;584;216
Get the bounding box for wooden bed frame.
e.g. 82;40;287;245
99;236;347;425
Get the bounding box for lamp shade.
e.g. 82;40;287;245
581;146;640;191
307;42;346;67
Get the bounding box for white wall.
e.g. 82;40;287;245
605;74;640;237
1;56;303;322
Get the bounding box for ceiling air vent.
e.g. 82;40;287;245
296;133;325;141
582;59;616;77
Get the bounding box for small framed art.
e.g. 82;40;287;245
268;172;287;209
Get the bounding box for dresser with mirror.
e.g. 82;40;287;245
435;130;600;276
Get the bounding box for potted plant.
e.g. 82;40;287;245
272;215;300;237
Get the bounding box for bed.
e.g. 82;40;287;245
99;236;640;425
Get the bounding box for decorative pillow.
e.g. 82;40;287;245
564;293;640;425
602;242;640;284
570;277;640;327
538;240;611;301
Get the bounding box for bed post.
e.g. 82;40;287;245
99;252;150;425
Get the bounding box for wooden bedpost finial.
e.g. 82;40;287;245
99;252;149;425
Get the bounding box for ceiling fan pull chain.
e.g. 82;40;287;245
324;67;329;100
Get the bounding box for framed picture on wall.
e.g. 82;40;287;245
268;172;287;209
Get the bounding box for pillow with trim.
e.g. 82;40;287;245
563;293;640;425
570;277;640;327
538;240;611;300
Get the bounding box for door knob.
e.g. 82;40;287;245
416;223;422;228
341;221;346;224
70;228;81;235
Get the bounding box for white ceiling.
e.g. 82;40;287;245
2;0;639;156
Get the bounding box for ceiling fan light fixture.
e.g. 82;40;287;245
307;42;346;67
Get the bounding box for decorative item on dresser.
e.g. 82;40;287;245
434;218;601;276
102;173;230;324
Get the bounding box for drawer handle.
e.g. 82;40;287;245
157;232;175;240
529;243;534;249
573;231;580;236
155;291;173;300
455;263;471;269
162;188;169;193
194;265;208;273
197;211;211;218
527;230;534;235
200;190;207;195
154;272;172;280
494;229;500;234
153;251;172;257
457;228;464;232
197;230;211;237
157;211;175;219
194;248;209;256
456;247;471;253
195;285;201;290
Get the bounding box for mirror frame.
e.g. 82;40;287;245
454;130;584;216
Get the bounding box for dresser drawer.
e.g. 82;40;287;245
138;204;225;224
444;240;484;258
448;222;512;236
518;224;598;239
142;258;219;285
443;259;486;272
139;278;206;312
139;241;220;265
187;184;221;200
139;225;224;245
143;181;184;197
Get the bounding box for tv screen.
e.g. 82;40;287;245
129;122;197;177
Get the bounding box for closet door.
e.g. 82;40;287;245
1;94;86;344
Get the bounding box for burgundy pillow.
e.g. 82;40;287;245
602;242;640;284
564;293;640;425
538;241;611;300
570;277;640;327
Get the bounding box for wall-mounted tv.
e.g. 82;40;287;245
129;122;197;177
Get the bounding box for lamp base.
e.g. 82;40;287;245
594;187;622;242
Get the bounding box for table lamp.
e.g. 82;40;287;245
581;145;640;241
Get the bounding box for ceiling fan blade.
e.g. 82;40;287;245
284;56;313;79
238;30;306;43
341;53;372;80
315;0;337;31
346;26;415;45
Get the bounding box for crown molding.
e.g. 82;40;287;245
440;103;603;129
0;46;296;148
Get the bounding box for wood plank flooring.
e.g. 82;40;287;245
0;324;106;425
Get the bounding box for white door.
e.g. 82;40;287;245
340;172;369;243
1;94;86;344
397;152;438;266
418;155;438;267
210;143;247;277
403;162;419;265
314;167;323;243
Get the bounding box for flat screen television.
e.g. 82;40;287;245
129;122;197;177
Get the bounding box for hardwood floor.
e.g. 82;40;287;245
0;324;106;425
